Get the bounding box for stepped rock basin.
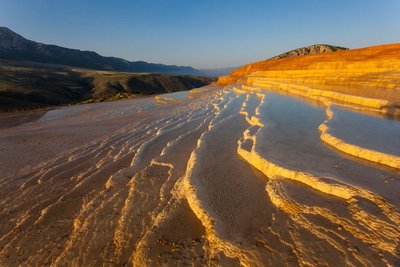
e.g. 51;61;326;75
0;85;399;266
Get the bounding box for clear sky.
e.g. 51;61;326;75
0;0;399;68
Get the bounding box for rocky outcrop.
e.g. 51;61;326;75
270;44;347;59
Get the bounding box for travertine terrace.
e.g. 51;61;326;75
218;44;400;116
1;44;400;266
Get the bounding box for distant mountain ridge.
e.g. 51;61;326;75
0;27;204;75
270;44;348;60
199;67;238;77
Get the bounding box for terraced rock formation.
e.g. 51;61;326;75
1;43;399;266
218;43;400;116
1;87;399;266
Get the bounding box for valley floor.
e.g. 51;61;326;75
0;86;399;266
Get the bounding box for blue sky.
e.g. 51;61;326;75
0;0;399;68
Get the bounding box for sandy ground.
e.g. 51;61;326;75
0;87;399;266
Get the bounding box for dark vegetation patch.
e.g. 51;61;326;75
0;62;215;111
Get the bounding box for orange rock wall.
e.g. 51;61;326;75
218;43;400;113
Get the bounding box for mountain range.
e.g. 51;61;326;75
198;67;238;77
0;27;204;76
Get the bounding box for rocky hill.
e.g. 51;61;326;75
0;27;204;76
270;44;348;59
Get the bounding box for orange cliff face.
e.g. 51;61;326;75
217;44;400;111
